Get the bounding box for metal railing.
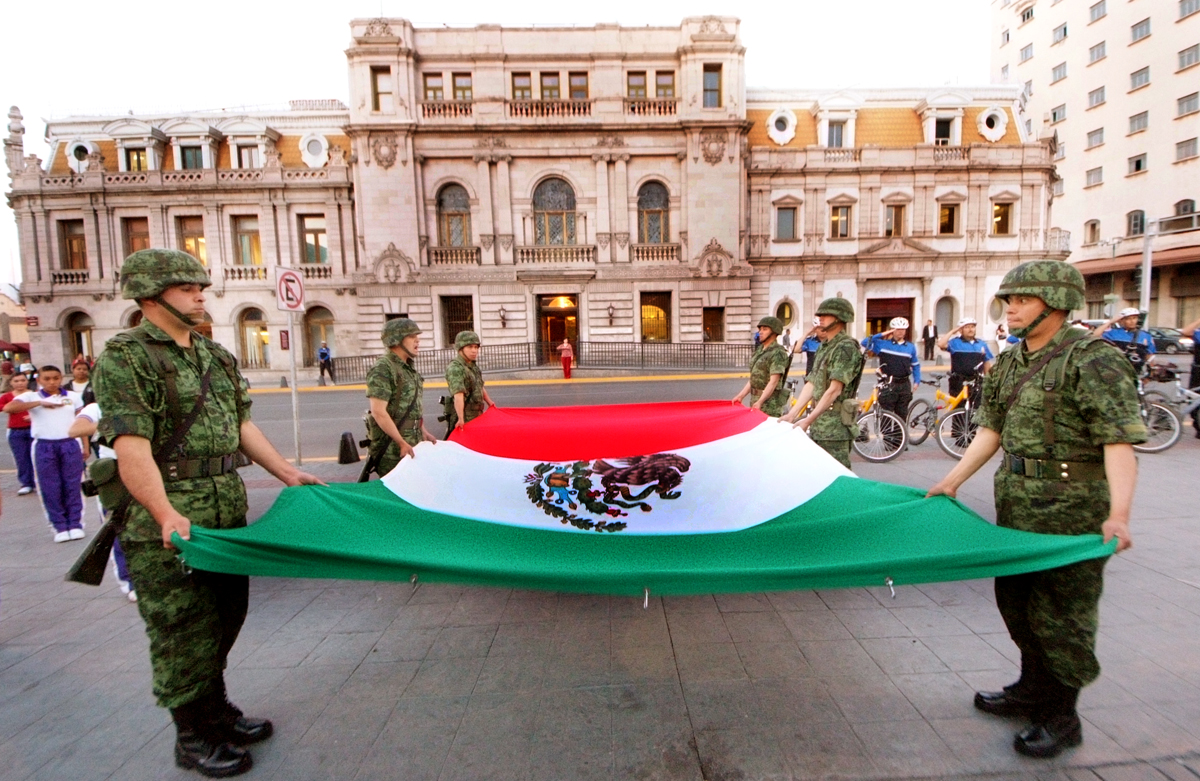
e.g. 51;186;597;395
329;340;754;384
1159;212;1199;235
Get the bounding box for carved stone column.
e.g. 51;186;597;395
495;155;514;265
593;153;611;262
474;154;496;265
414;154;429;265
613;154;630;261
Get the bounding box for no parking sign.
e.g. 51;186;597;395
277;268;305;312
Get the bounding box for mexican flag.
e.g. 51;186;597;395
175;401;1114;596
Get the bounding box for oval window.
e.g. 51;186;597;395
775;301;794;325
774;117;788;132
985;115;997;129
72;145;89;161
306;138;324;155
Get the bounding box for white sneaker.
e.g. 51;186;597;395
127;590;138;603
17;486;33;496
53;531;71;543
68;528;85;540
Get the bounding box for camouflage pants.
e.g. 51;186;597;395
374;426;423;477
813;439;852;470
122;540;248;709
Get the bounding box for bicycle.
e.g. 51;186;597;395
1133;370;1181;453
906;373;981;459
852;375;908;463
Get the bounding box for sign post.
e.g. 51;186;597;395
276;268;306;466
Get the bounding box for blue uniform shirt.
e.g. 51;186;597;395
946;337;993;376
318;346;332;362
869;338;921;384
800;336;821;355
1102;326;1155;367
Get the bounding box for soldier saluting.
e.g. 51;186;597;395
93;249;323;777
364;318;437;477
927;261;1145;759
442;330;498;436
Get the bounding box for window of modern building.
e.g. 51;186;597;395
1128;153;1148;174
1055;142;1067;160
453;73;472;101
1024;80;1033;97
1184;0;1200;19
1050;104;1067;123
1002;29;1010;45
828;120;845;148
512;73;532;100
1051;62;1068;82
1052;179;1065;196
1021;6;1034;23
637;182;670;244
532;177;577;246
1177;199;1197;215
656;72;676;98
938;204;958;235
1086;167;1104;186
1179;138;1200;161
233;216;262;265
177;216;206;264
540;73;560;100
1090;0;1107;22
1053;23;1068;43
59;220;86;270
371;66;393;112
1180;92;1200;116
627;72;646;98
935;118;953;144
123;217;150;256
180;146;203;170
437;184;471;247
238;308;270;370
992;203;1014;234
1088;87;1106;107
640;292;671;343
702;307;724;342
1089;41;1107;63
441;296;474;346
830;206;851;238
1131;18;1151;43
776;207;796;240
568;72;588;100
1127;210;1146;236
1001;65;1010;80
703;64;722;108
237;145;258;168
1131;67;1150;90
125;148;147;171
1179;44;1200;71
1130;111;1149;133
1026;118;1033;135
1087;127;1105;148
300;216;327;263
884;205;905;237
1020;44;1034;62
424;74;444;101
1084;220;1101;244
304;306;335;368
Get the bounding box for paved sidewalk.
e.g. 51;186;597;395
1;434;1198;780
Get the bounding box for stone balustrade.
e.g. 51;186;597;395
224;266;268;281
51;269;89;285
515;245;596;264
429;247;481;265
301;264;333;279
933;146;969;161
25;166;349;193
624;98;679;116
283;169;329;181
218;170;264;182
421;101;474;119
631;243;681;262
823;149;861;163
507;100;593;119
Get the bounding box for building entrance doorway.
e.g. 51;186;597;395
537;294;578;363
866;297;914;340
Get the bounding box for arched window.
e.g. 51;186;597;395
637;182;670;244
1176;199;1197;216
774;301;794;328
532;178;576;246
1126;210;1146;237
436;184;471;247
935;297;957;335
304;306;335;367
65;312;94;363
1084;219;1101;244
239;308;270;370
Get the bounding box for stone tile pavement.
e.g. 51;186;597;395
1;434;1198;780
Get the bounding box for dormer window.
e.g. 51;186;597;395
181;147;203;170
828;121;845;148
935;119;952;145
126;148;147;171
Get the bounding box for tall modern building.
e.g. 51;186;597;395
991;0;1200;325
6;16;1063;379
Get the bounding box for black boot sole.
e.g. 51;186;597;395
174;744;253;778
1013;721;1083;758
973;691;1036;717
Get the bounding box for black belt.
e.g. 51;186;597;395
1001;453;1106;482
161;453;239;482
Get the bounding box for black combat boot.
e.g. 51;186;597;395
172;699;253;778
974;652;1044;717
1013;681;1082;758
213;681;274;746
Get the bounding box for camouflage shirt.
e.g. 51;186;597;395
444;355;485;426
807;331;865;441
93;320;252;541
366;350;424;446
748;342;791;417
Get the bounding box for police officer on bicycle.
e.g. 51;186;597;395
862;317;921;420
1091;308;1155;372
938;317;995;401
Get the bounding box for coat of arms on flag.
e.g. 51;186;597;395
525;454;692;532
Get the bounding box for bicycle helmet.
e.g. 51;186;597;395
957;317;977;327
888;317;909;330
1117;307;1141;319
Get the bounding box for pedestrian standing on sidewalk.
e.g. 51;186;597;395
317;341;336;384
922;318;938;361
556;338;574;380
0;372;36;496
927;261;1144;759
3;366;85;542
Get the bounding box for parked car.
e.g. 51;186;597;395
1148;327;1194;354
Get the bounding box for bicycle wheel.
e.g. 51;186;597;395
853;410;908;463
1141;391;1179;418
936;409;977;460
1133;402;1181;453
905;400;933;446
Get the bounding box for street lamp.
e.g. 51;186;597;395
498;306;508;328
607;303;615;326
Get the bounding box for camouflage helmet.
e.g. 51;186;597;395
995;260;1085;311
815;297;855;324
454;330;481;350
757;316;785;336
381;318;421;347
119;249;211;300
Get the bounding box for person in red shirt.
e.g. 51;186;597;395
555;338;574;380
0;372;36;495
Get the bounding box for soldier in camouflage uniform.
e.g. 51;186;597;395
928;260;1144;759
780;298;864;469
443;330;498;436
732;316;791;417
366;318;437;476
94;249;322;778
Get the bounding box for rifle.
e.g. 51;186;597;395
359;386;421;482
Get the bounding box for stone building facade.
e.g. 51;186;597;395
5;16;1065;379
